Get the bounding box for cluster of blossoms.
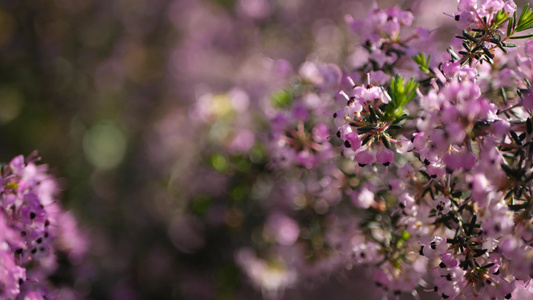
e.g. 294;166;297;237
330;1;533;298
188;0;533;299
0;154;86;299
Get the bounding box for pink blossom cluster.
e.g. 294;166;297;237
0;154;87;300
190;0;533;299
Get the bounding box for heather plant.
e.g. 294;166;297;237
0;153;87;299
193;1;533;299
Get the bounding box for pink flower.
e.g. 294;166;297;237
426;164;445;180
523;90;533;111
420;236;448;259
295;151;316;169
0;155;87;299
526;40;533;57
291;103;308;121
395;137;413;154
355;150;375;167
266;214;300;246
345;132;362;151
490;120;510;140
9;155;25;176
458;0;477;13
312;124;329;143
229;129;255;153
376;149;394;166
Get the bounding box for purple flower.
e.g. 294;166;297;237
291;103;309;121
426;164;445;180
376;149;394;166
229;129;255;154
265;214;300;246
10;155;25;176
526;40;533;57
312;124;329;143
0;215;25;299
345;132;362;152
0;155;87;299
355;150;374;167
395;137;413;154
457;0;477;13
490;120;510;140
522;90;533;111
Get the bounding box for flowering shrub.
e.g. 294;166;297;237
192;0;533;299
0;153;86;299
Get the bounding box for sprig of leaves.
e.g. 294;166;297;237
385;75;418;121
412;53;431;74
508;3;533;34
493;8;511;28
454;6;533;66
270;89;293;109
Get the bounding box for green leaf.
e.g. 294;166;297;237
509;203;528;211
392;114;412;123
520;23;533;32
510;33;533;39
385;75;419;121
191;196;212;215
412;53;431;73
473;249;488;257
501;87;508;104
368;105;378;123
400;229;411;241
462;30;479;43
483;55;494;65
270;89;293;108
381;134;392;149
448;47;460;61
515;3;533;32
467;214;477;236
362;134;372;145
357;126;377;134
494;9;510;27
210;153;228;172
482;46;494;58
481;263;496;269
518;3;530;25
507;17;514;36
496;41;509;53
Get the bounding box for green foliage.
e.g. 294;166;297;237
385;75;418;121
400;229;411;241
412;53;431;73
456;5;533;66
210;0;237;9
210;153;229;172
509;33;533;39
507;4;533;36
215;264;241;300
493;9;511;28
515;3;533;32
270;89;293;109
191;196;212;216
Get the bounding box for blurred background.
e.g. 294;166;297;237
0;0;494;299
